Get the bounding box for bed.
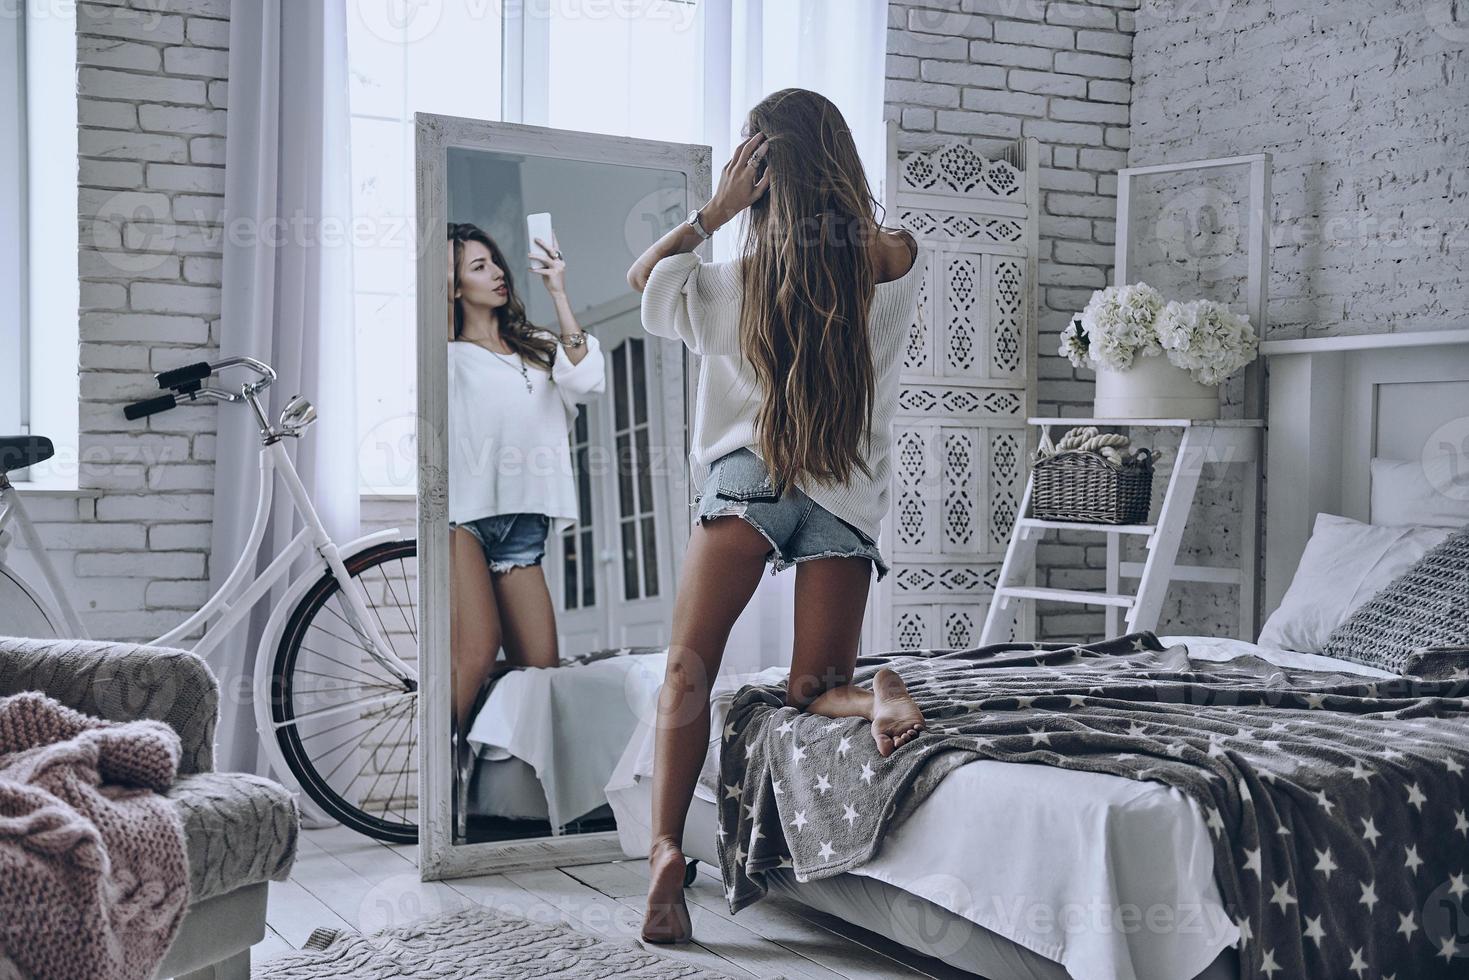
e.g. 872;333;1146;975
608;329;1469;979
464;646;666;830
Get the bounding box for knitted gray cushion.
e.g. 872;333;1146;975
1322;524;1469;673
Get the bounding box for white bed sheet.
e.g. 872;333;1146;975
607;637;1396;980
468;652;666;827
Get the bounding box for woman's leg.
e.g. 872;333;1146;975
643;516;771;943
491;563;560;669
786;556;925;757
450;527;503;737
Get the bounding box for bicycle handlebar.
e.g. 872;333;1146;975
123;393;179;420
121;356;280;423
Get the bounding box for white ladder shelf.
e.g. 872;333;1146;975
980;417;1263;644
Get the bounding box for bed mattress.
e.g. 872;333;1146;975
606;636;1394;980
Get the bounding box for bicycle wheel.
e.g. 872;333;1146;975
270;539;419;843
0;563;64;639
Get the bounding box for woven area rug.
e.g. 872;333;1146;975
253;904;738;979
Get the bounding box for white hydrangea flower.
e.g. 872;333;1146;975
1155;299;1259;385
1074;283;1165;371
1058;317;1089;369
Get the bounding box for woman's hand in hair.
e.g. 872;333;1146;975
704;132;773;229
529;234;568;298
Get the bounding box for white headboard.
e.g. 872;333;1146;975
1263;328;1469;617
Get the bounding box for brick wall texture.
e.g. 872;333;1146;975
31;0;1467;643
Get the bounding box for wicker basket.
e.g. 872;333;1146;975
1031;449;1154;525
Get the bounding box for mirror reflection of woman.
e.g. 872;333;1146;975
628;89;925;944
446;222;606;747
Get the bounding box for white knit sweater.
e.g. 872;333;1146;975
640;249;922;545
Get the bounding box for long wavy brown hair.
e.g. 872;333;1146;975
738;88;886;496
448;222;557;371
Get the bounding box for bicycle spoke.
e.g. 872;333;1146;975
355;701;415;813
291;666;402;690
317;696;413;785
379;559;417;639
296;642;397;686
388;698;417;824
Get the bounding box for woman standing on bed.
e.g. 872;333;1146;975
628;88;927;944
447;222;605;740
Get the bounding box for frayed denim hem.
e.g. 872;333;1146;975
699;504;889;582
488;556;543;574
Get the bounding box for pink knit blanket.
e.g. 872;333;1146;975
0;692;190;980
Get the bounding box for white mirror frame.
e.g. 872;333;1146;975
415;112;711;879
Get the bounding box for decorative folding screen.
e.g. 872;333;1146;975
875;137;1039;652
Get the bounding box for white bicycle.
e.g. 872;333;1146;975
0;357;420;842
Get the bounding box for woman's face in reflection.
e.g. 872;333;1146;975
455;240;509;312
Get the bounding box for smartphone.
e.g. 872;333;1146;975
526;212;555;260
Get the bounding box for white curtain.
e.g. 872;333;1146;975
696;0;889;674
210;0;359;774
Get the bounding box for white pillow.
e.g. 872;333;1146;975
1258;513;1453;653
1371;456;1469;528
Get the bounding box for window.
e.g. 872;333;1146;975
346;0;700;494
3;5;79;485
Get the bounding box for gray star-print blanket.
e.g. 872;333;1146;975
716;633;1469;979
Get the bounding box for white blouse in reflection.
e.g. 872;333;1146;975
447;331;606;535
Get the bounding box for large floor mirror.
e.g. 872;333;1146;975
416;114;710;876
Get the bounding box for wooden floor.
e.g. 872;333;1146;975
260;826;974;978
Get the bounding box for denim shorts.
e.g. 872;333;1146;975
694;447;890;581
454;513;550;574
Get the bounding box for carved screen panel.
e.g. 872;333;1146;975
880;138;1036;652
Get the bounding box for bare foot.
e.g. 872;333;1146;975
642;836;693;944
871;668;925;757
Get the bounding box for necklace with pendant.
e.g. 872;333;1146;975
475;342;533;393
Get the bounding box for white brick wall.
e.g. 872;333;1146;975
28;0;229;642
886;0;1139;639
1128;0;1469;636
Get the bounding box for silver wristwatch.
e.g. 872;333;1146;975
560;331;587;349
686;208;712;240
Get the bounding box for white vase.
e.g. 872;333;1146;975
1093;354;1220;420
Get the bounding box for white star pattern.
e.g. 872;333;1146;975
1206;807;1225;836
1302;914;1325;947
1313;790;1334;816
1305;693;1326;709
1451;873;1469;900
1439;936;1460;963
1398;911;1419;940
724;782;743;802
860;762;874;785
1406;845;1425;875
1406;782;1427;811
836;736;852;756
1456;810;1469;837
817;841;835;861
1446;757;1464;776
1269;881;1296;914
814;774;831;794
842;804;859;827
1348;760;1372;782
791;743;805;764
790;811;808;832
1348;947;1368;978
1236;916;1253;946
1028;727;1051;746
1362;817;1382;846
722;721;736;740
1067;695;1087;708
1314;848;1338;880
1128;721;1148;737
1242;848;1262;879
1260;948;1281;977
776;718;794;736
772;779;783;796
1359;880;1379;913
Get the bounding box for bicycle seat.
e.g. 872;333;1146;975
0;436;55;474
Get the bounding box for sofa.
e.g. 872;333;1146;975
0;636;301;980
